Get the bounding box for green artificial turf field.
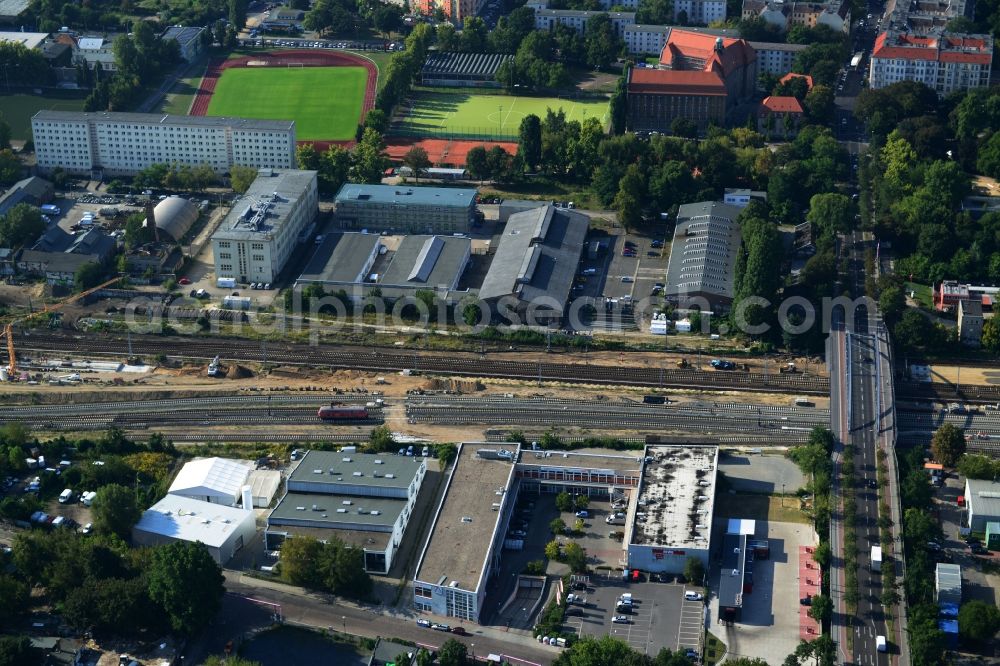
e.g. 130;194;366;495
205;66;368;141
397;92;610;140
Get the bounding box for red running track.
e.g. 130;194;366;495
189;50;378;146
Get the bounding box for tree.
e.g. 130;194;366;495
362;108;388;135
0;121;10;150
228;0;249;30
958;600;1000;642
230;164;258;194
614;163;644;231
368;425;397;453
373;4;403;37
0;203;45;248
280;535;326;588
724;659;771;666
544;540;561;561
982;316;1000;353
0;149;20;185
550;517;567;534
466;146;489;182
0;635;36;666
0;575;30;629
147;541;225;635
573;518;585;533
351;127;388;184
584;13;621;70
91;484;141;539
930;423;965;467
555;491;574;512
563;542;587;573
402;146;431;181
575;495;590;510
806;193;853;246
636;0;673;24
553;636;660;665
957;453;1000;480
803;84;834;124
977;131;1000;179
518;115;542;171
808;594;832;624
437;638;468;666
684;556;705;584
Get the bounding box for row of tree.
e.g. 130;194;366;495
279;534;373;599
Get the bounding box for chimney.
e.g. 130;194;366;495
241;485;253;510
715;37;724;52
144;201;159;242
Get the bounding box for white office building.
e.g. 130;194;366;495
31;111;296;177
624;24;674;55
211;169;318;284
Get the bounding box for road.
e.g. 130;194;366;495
183;572;556;665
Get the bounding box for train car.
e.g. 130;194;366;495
317;405;370;421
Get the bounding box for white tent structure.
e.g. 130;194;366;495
168;457;253;506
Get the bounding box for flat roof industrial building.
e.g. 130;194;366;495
268;450;427;574
412;444;518;623
296;232;472;304
333;184;478;235
627;445;718;574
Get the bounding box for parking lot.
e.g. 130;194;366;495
566;573;704;656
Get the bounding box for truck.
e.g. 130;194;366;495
875;635;887;652
871;545;882;572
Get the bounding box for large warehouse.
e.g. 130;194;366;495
664;201;743;312
627;445;718;574
478;203;588;325
964;479;1000;531
421;52;513;88
167;457;253;505
267;450;428;574
132;494;257;564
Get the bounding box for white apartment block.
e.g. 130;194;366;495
869;30;993;95
750;41;808;76
624;24;673;54
534;9;636;36
673;0;727;24
31;111;296;177
211;169;318;284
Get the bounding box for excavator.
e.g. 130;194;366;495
3;275;121;378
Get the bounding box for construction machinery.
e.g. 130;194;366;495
3;276;121;377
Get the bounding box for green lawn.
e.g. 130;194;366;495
397;91;610;140
205;66;367;141
0;94;87;142
905;281;933;308
156;67;207;116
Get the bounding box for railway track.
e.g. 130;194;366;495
404;396;828;436
896;381;1000;404
9;330;830;395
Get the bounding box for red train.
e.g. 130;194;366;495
317;405;370;421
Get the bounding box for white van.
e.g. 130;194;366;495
58;488;73;504
876;636;887;652
684;591;703;601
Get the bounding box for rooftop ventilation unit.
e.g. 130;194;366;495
313;469;323;474
386;473;395;479
296;506;306;511
461;516;473;523
342;500;352;505
337;508;347;513
353;471;363;477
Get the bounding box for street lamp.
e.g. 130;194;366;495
342;615;346;635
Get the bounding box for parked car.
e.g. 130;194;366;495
575;510;589;518
612;615;631;624
684;591;703;601
416;619;431;628
450;627;468;635
431;623;450;632
800;596;812;606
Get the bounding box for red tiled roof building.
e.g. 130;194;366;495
627;30;756;131
869;30;993;95
757;96;804;138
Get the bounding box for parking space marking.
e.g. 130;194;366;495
676;600;704;650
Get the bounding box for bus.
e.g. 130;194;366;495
851;52;864;70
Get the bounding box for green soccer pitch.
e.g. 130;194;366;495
397;92;610;140
205;66;368;141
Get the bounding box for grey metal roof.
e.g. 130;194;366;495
479;204;588;309
935;563;961;594
718;532;746;608
148;196;199;243
665;201;743;302
32;109;294;132
0;0;29;17
268;492;405;530
298;232;381;284
380;235;470;287
161;26;204;47
334;184;477;209
748;40;808;52
288;450;424;492
18;251;100;273
960;298;983;316
967;479;1000;519
214;169;317;242
422;52;512;77
0;177;53;216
